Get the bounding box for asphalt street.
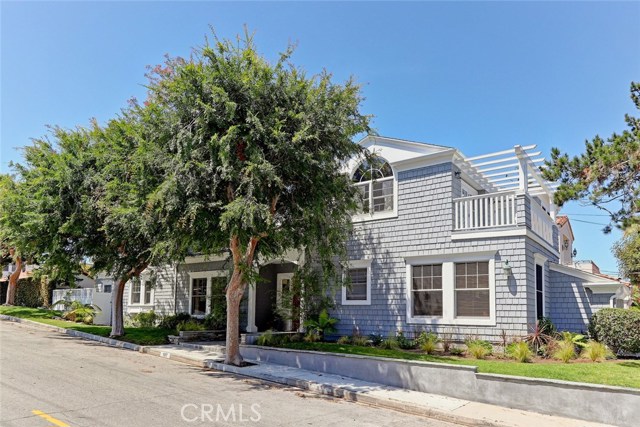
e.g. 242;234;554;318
0;321;458;427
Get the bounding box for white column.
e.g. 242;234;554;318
515;145;529;194
246;283;257;333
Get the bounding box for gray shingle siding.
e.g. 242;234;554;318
332;162;552;342
548;269;613;332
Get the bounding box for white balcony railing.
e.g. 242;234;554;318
531;200;554;243
453;191;517;231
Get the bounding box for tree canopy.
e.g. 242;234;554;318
543;82;640;232
145;33;370;364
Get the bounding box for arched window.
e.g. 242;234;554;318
352;157;394;213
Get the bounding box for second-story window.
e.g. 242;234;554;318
352;157;394;213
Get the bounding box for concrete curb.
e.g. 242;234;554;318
0;314;143;351
205;360;498;427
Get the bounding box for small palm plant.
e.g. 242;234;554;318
524;320;554;354
303;309;338;341
52;299;101;324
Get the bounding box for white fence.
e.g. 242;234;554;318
52;289;95;310
453;191;517;231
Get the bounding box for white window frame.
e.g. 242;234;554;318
188;270;227;318
342;259;372;306
534;253;547;319
128;275;154;308
351;162;398;223
405;251;496;326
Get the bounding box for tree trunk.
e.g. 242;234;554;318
5;257;23;305
224;234;261;366
224;271;247;365
110;278;127;337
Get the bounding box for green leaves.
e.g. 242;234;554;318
543;82;640;232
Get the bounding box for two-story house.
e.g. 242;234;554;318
122;135;629;341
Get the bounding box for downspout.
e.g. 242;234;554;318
173;262;178;314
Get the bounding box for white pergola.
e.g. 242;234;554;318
456;144;560;218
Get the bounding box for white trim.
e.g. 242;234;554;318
549;262;621;284
534;256;547;319
276;273;295;331
351;167;399;223
128;275;154;308
187;270;227;317
452;228;560;258
405;253;496;327
391;150;456;173
342;259;372;306
183;254;228;264
583;283;622;294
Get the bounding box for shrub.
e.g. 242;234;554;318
416;332;439;354
525;320;554;354
303;309;338;341
203;310;226;330
440;329;454;352
466;341;491;359
337;336;351;345
467;341;491;359
289;333;302;343
303;330;321;343
16;278;44;308
507;341;533;363
351;335;369;346
368;333;383;346
449;347;464;356
553;340;576;363
176;320;205;332
581;341;613;362
256;330;275;346
589;308;640;354
380;336;399;350
538;316;558;336
560;331;587;349
131;310;158;328
159;313;191;330
395;331;415;349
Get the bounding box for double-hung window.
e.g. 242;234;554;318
342;259;372;305
412;264;443;316
455;262;490;317
406;253;496;326
129;278;153;306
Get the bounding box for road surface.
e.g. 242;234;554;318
0;321;458;426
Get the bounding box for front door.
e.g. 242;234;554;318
276;273;298;331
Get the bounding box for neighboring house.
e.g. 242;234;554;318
121;135;630;340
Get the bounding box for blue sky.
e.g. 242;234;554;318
1;1;639;274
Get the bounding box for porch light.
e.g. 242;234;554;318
502;260;512;277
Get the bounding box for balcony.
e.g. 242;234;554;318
452;145;559;249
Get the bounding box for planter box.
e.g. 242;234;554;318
241;345;639;427
178;330;225;342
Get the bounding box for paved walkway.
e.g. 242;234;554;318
143;343;615;427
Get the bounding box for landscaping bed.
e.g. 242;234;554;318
0;306;175;345
265;341;640;389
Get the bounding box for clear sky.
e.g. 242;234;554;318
1;1;639;274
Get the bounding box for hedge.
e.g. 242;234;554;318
15;278;44;308
589;308;640;354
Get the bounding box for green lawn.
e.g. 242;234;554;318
0;306;174;345
277;342;640;389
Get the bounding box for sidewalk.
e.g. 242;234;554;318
142;343;614;427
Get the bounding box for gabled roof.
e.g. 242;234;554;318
556;215;575;240
357;135;452;164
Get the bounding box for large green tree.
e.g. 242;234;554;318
543;82;640;232
7;107;170;336
146;34;370;365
